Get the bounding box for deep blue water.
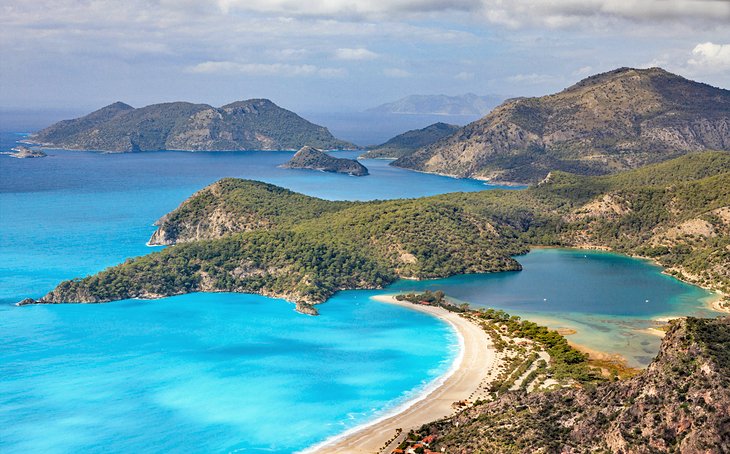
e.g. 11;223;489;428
0;133;720;452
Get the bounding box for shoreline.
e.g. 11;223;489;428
304;294;497;454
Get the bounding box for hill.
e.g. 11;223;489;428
30;99;354;152
366;93;504;116
420;316;730;453
360;122;459;159
393;67;730;183
23;151;730;307
281;146;368;176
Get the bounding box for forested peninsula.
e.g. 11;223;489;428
23;151;729;310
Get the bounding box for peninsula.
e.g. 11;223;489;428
29;99;355;152
393;67;730;184
360;122;459;160
21;151;730;310
281;146;368;176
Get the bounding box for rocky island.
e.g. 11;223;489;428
4;146;47;158
394;67;730;184
28;99;355;152
281;146;368;176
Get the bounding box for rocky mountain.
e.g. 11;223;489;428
421;316;730;453
360;122;459;159
393;67;730;184
281;146;368;176
367;93;504;116
30;99;354;152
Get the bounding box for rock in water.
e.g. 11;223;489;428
282;146;369;176
16;298;38;306
295;302;319;316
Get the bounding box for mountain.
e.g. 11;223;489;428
393;67;730;184
280;146;368;176
420;316;730;453
23;151;729;308
366;93;505;116
30;99;354;152
360;122;459;159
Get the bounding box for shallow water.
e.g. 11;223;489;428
385;248;719;367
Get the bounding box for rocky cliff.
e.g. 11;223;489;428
281;146;368;175
421;316;730;453
393;67;730;183
360;122;459;159
30;99;354;152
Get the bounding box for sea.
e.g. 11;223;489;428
0;132;720;453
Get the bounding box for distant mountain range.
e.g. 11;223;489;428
30;99;355;152
393;67;730;183
360;122;460;159
366;93;505;116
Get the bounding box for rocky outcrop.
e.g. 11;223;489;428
295;302;319;316
423;316;730;453
5;146;47;158
393;67;730;183
281;146;369;176
30;99;355;152
360;122;459;159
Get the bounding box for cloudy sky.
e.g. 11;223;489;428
2;0;729;113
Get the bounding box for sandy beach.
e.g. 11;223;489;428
310;295;497;454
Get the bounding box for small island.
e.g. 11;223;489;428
281;146;369;176
5;146;47;158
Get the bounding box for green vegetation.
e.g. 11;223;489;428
478;308;601;383
39;151;730;305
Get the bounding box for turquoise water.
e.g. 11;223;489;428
0;292;457;453
386;248;719;367
0;133;720;451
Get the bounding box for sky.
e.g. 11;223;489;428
1;0;729;115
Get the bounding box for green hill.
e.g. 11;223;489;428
360;122;459;159
26;151;729;307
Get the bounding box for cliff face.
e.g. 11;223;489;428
393;67;730;183
281;146;368;176
31;99;354;152
360;122;460;159
423;316;730;453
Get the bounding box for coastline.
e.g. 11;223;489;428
304;294;498;454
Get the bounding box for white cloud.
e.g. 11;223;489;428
572;66;593;77
455;71;474;80
383;68;411;78
688;42;730;72
507;73;556;84
334;47;378;60
187;61;344;77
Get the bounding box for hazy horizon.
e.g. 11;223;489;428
1;0;728;116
